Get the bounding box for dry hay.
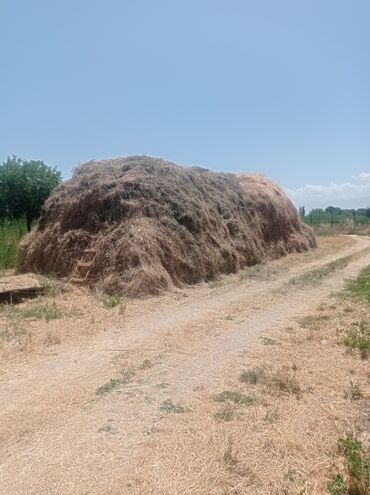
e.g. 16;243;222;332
17;156;316;296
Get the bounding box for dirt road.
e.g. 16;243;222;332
1;236;370;494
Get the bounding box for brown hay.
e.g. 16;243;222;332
17;156;316;296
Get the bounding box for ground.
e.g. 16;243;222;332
0;236;369;494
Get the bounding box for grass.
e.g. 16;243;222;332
288;255;352;287
160;399;184;413
214;390;256;406
214;404;234;422
262;336;280;346
96;378;123;396
298;314;331;329
0;302;63;321
139;358;153;369
240;367;301;397
96;366;135;396
267;371;301;396
347;265;370;302
0;217;27;270
342;321;370;359
239;368;264;385
327;435;370;495
102;294;122;309
344;381;363;401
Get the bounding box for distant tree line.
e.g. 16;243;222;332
300;205;370;227
0;156;62;231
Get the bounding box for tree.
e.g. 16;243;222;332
299;206;306;218
0;156;62;231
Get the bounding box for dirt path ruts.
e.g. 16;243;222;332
0;236;370;494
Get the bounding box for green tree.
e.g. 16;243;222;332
0;156;61;231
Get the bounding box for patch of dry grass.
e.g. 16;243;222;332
128;292;370;494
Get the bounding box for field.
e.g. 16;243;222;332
0;229;369;494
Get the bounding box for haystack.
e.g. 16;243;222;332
17;156;315;296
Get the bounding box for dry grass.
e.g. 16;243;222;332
17;156;315;296
128;298;370;494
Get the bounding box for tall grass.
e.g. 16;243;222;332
0;218;27;271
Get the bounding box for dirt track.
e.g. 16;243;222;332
1;236;370;494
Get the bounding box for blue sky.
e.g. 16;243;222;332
1;0;369;209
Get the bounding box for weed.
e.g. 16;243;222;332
160;399;184;413
299;314;331;329
103;294;122;308
327;435;370;495
1;302;63;321
344;381;362;401
39;278;65;297
43;330;61;346
156;382;170;389
289;256;352;287
214;390;256;406
214;405;234;422
223;441;238;467
342;321;370;359
0;218;27;270
347;265;370;302
96;378;123;396
120;366;135;384
240;368;264;385
0;324;32;350
262;337;280;346
268;371;301;396
139;359;153;370
264;407;279;423
96;368;135;395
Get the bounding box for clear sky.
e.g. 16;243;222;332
1;0;369;209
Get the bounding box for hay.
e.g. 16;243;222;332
17;156;316;296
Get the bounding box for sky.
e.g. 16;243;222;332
0;0;369;210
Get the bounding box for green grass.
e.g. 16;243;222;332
214;390;256;406
262;337;280;346
0;217;27;270
327;435;370;495
347;265;370;302
343;321;370;359
96;367;135;396
0;302;63;321
288;255;352;287
96;378;123;396
102;294;122;308
160;399;184;413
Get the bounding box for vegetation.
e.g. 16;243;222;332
342;321;370;359
347;266;370;302
288;255;352;286
160;399;184;413
0;217;27;270
302;206;370;230
214;390;256;405
102;294;122;309
0;302;63;321
96;378;123;396
327;435;370;495
0;156;61;231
